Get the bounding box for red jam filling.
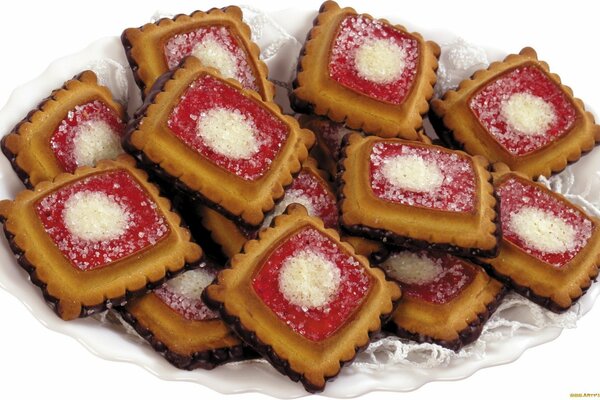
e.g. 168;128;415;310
497;177;593;267
383;250;476;304
35;170;169;271
167;75;288;181
369;142;476;212
469;65;577;156
252;227;371;341
154;266;219;321
329;15;419;104
50;100;125;173
164;25;258;91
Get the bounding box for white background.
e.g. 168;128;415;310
0;1;599;399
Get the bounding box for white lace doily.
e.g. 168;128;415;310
82;3;599;380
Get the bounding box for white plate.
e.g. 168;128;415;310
0;6;599;398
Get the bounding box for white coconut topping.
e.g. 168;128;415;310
381;154;444;192
278;250;341;310
191;37;238;80
508;206;576;253
355;39;406;84
73;120;123;167
196;108;259;159
63;191;130;241
381;251;443;285
164;268;215;299
500;93;556;136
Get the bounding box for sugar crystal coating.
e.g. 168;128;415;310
196;108;259;159
278;249;341;310
73;120;124;167
500;93;556;137
382;251;443;285
63;191;130;241
329;15;419;104
164;25;258;91
509;207;576;253
50;100;125;173
355;39;406;84
252;227;371;341
380;154;443;193
191;37;237;80
35;170;169;271
380;250;476;304
498;177;593;267
370;142;475;212
469;65;576;156
168;75;288;181
154;267;219;321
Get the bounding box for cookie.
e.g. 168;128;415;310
291;1;439;139
431;47;600;179
122;6;274;100
0;155;202;320
338;134;499;258
376;249;505;350
203;204;400;392
124;56;314;229
1;70;126;188
118;262;256;369
477;164;600;312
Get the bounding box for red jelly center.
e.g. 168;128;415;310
469;65;577;156
252;227;371;341
167;75;288;181
497;177;593;267
369;142;476;212
164;25;259;92
35;170;169;271
329;15;419;104
154;267;219;321
50;100;125;173
384;251;476;304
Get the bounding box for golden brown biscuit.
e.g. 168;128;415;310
477;164;600;312
124;57;314;229
339;134;498;258
431;47;600;179
203;204;400;392
0;155;202;320
122;6;274;100
2;70;126;188
376;249;505;350
291;1;439;140
119;263;256;370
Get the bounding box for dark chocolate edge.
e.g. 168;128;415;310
427;108;464;150
120;28;147;99
471;258;597;314
383;283;508;351
116;304;258;370
0;198;204;320
335;135;501;259
202;287;400;394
